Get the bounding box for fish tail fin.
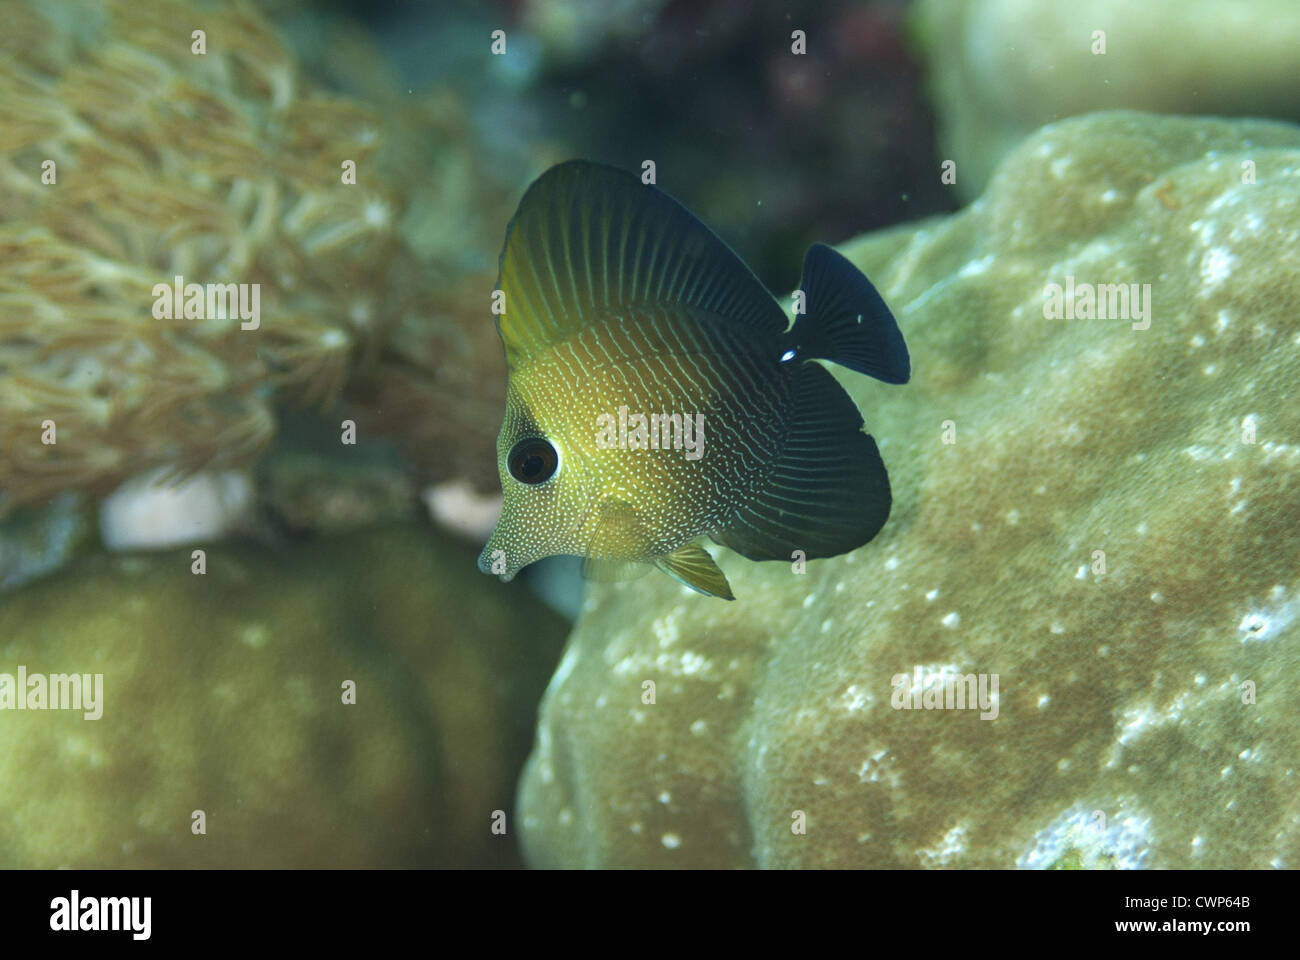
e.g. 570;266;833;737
788;243;910;384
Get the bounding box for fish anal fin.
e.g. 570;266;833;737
655;542;734;600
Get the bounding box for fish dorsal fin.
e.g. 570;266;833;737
495;160;788;366
655;542;735;600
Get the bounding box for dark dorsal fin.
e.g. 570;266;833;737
495;161;788;367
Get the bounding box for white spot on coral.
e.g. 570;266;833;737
1238;612;1272;642
841;684;873;713
958;255;994;277
925;588;939;601
802;593;817;608
856;748;900;786
677;651;709;675
1018;804;1151;870
1116;704;1157;747
661;833;681;849
690;719;707;736
363;197;391;229
941;612;960;629
658;791;671;804
1238;586;1297;643
240;624;268;649
884;556;900;571
918;823;969;866
1038;694;1051;708
652;610;681;647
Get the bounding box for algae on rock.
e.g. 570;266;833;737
516;111;1300;869
0;525;567;868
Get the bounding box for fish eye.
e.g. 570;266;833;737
507;437;559;485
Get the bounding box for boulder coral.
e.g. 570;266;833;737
0;525;568;868
913;0;1300;197
517;112;1300;868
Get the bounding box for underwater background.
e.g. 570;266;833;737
1;0;1298;869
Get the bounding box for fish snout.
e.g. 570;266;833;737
476;537;518;581
477;522;554;582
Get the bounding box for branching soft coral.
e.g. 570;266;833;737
0;0;407;514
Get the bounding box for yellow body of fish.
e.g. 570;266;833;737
478;161;910;599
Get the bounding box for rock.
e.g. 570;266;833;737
913;0;1300;197
0;525;567;867
517;112;1300;868
98;469;255;551
0;492;93;594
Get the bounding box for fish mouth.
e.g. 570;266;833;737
476;540;517;581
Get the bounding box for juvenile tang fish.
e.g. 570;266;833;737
477;161;910;599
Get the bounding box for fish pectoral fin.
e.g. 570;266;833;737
655;542;735;600
579;499;652;583
580;556;651;583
